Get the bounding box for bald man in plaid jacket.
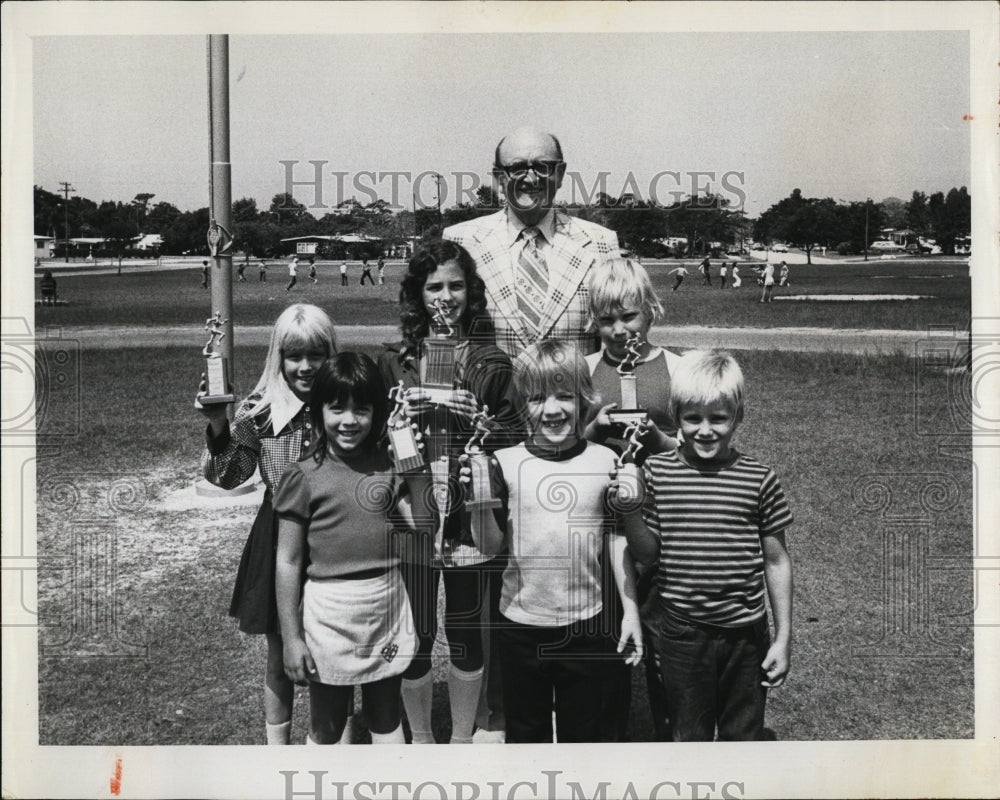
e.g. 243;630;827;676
444;127;620;359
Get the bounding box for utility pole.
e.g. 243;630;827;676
864;197;870;262
59;181;75;262
413;187;419;239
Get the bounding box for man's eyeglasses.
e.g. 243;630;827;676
495;160;564;179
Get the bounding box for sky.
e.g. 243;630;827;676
32;30;970;217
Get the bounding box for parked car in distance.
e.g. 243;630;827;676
772;243;788;253
870;240;906;252
751;242;765;251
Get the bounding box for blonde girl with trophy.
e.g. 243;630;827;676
196;303;336;744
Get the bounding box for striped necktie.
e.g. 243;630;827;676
516;226;549;334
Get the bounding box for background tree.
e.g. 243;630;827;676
879;196;907;230
34;186;64;236
144;201;181;234
665;193;734;257
782;197;840;264
161;208;210;255
133;192;155;234
928;186;970;255
905;191;931;237
753;188;807;245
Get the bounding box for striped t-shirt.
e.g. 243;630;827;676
641;450;792;627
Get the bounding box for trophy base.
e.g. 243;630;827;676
388;425;425;473
393;455;427;473
607;409;649;427
466;497;502;511
423;387;454;405
199;393;235;406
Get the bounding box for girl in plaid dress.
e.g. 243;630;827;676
196;303;337;744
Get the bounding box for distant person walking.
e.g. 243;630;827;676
237;262;248;282
731;264;742;289
259;259;268;282
719;262;728;289
377;256;386;285
778;261;790;287
668;266;689;292
760;262;776;303
286;256;299;292
360;257;375;286
340;260;348;286
308;257;318;284
201;261;210;289
40;270;58;305
699;257;712;286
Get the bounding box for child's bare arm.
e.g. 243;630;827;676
275;516;315;684
761;529;793;687
639;419;679;455
609;466;659;567
609;534;643;665
584;402;618;443
396;470;433;530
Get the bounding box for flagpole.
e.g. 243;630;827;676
197;35;257;498
207;34;234;403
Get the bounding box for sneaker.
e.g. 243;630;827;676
471;728;505;744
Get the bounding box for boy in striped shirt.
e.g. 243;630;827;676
616;349;793;741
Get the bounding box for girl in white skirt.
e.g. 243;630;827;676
274;353;428;744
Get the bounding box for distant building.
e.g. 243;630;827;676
135;233;163;251
280;233;385;258
34;235;55;260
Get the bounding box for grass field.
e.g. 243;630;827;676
35;343;974;744
33;257;970;332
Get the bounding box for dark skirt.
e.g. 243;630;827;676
229;497;280;635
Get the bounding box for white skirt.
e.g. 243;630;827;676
303;568;416;685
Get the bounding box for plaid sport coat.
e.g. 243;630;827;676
444;210;620;358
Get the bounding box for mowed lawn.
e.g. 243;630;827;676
34;344;974;744
34;256;971;331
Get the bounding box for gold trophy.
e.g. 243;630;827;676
463;406;501;513
614;422;645;505
200;312;235;405
387;380;426;473
421;299;459;406
606;331;648;427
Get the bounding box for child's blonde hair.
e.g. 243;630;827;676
586;257;664;326
669;349;744;421
250;304;338;423
513;340;596;434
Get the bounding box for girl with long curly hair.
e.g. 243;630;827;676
378;239;524;743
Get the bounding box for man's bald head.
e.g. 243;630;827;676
494;127;563;169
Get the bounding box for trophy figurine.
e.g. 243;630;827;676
463;406;501;512
606;331;649;427
421;299;460;406
387;380;426;473
614;422;645;505
200;312;235;405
